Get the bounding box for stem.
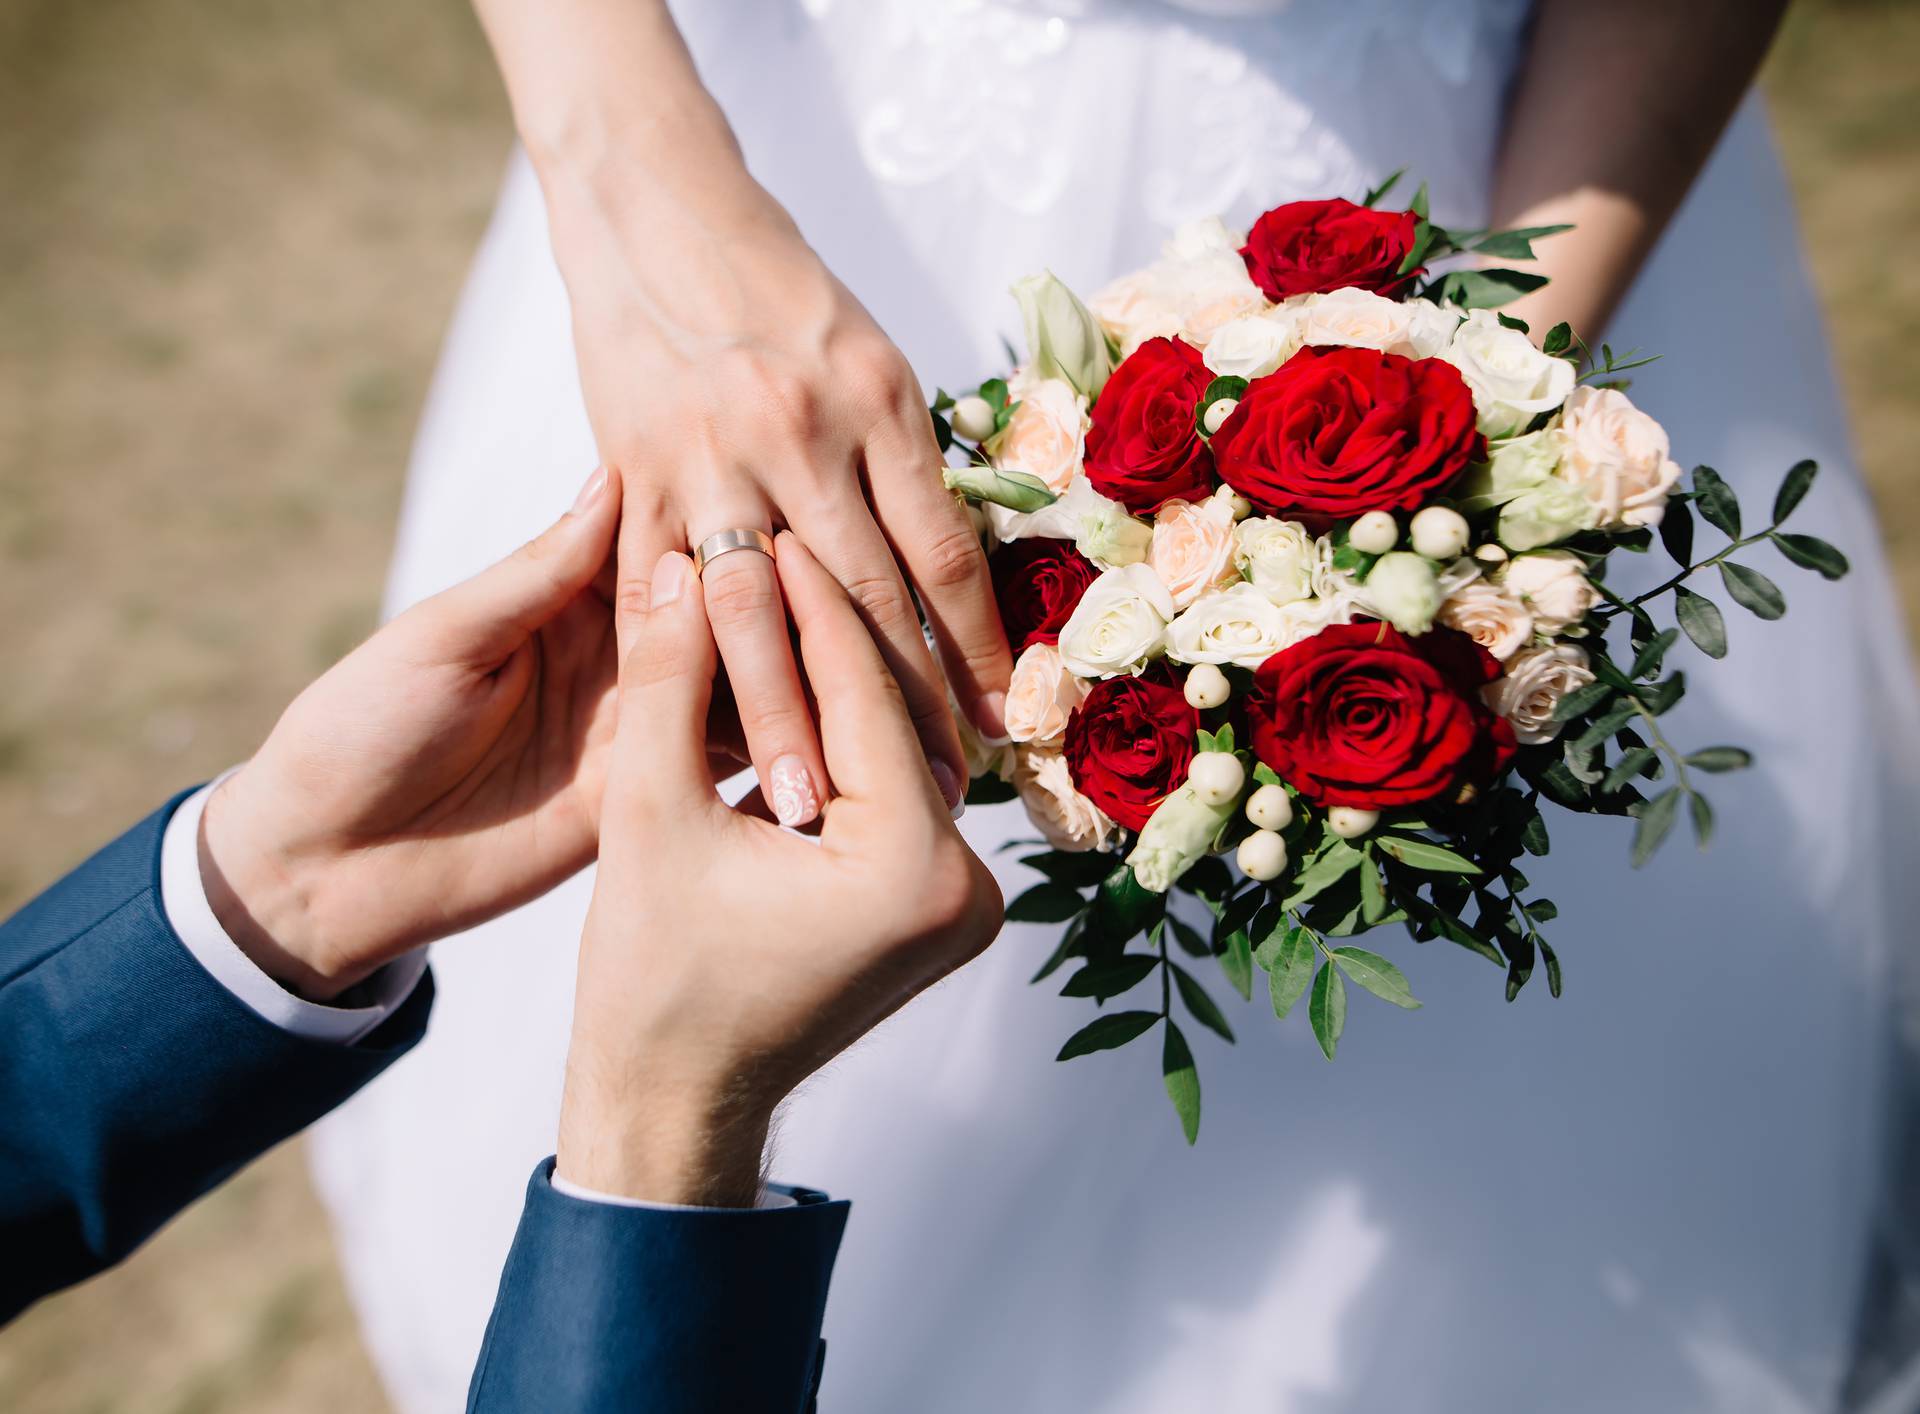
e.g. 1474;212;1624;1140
1594;528;1772;617
1159;923;1171;1019
1627;699;1695;800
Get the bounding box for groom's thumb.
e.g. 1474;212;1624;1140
414;467;620;667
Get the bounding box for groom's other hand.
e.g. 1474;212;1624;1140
558;533;1004;1207
197;468;638;1000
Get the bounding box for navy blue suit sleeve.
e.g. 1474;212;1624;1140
0;792;433;1323
468;1160;850;1414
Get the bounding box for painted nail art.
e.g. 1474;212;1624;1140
770;755;820;827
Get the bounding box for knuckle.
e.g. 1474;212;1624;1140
838;335;917;411
615;575;656;623
702;562;780;623
916;517;989;596
842;571;920;641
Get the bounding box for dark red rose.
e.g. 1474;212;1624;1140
1246;622;1515;810
1064;670;1200;831
991;537;1098;652
1239;198;1419;301
1084;336;1217;514
1211;346;1483;528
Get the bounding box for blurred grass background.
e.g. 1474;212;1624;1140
0;0;1915;1409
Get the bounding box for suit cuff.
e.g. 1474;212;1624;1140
158;777;428;1045
549;1171;799;1212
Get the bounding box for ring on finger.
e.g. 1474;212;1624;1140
694;527;776;576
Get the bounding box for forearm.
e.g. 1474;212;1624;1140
1490;0;1787;339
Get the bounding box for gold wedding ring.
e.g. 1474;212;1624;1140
693;527;776;576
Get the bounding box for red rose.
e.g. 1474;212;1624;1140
1212;346;1482;528
1064;670;1200;831
991;537;1098;652
1084;336;1217;514
1239;198;1419;302
1247;622;1515;810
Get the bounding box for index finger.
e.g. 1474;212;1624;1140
774;532;948;819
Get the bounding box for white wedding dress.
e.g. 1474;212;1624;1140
311;3;1920;1410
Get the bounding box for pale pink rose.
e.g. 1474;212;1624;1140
1501;551;1597;635
1148;496;1240;610
1015;748;1115;853
1553;385;1683;530
1004;642;1091;746
1436;580;1534;661
986;376;1087;494
1484;644;1595;745
1089;270;1185;358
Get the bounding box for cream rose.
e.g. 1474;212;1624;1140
1234;516;1317;604
1003;642;1090;746
1148;495;1239;609
1282;286;1459;360
1202;313;1298;380
1088;269;1186;358
1436;580;1533;661
1501;551;1597;635
1172;251;1268;345
1015;748;1115;853
1484;644;1595;746
1166;582;1302;668
985;375;1086;494
1055;562;1175;678
1552;385;1683;530
1442;310;1577;439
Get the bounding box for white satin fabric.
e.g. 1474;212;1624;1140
311;3;1920;1410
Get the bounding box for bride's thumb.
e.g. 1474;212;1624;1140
408;467;621;667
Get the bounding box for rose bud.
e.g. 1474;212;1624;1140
1126;783;1239;893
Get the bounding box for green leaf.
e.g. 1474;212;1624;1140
1521;809;1550;856
1692;467;1741;539
1252;762;1283;788
1282;838;1363;909
1773;459;1817;524
1435;267;1550;310
1060;954;1159;1000
1658;497;1695;568
1720;562;1787;620
1267;927;1317;1019
1089;865;1161;942
1685;746;1752;772
1358;855;1389;922
1540;939;1563;998
1006;882;1086;924
1570;704;1639;756
1631;788;1682;867
1689;791;1715;846
965;773;1018;806
1470;223;1573;260
1167;914;1212;959
979;377;1010;411
1029;916;1086;983
1501;932;1536;1003
1194;376;1250;436
1674;587;1728;659
1020;851;1121;888
1330;947;1421;1010
1631;628;1680;681
1542;321;1573;356
1643;672;1687;716
1362;168;1406;207
1551;679;1615;722
1771;532;1849;580
1604;746;1659;793
1056;1010;1160;1061
1410;180;1430;221
1374;837;1482;874
1173;963;1235;1043
1309;961;1347;1061
1218;926;1254;1000
1162;1021;1201;1145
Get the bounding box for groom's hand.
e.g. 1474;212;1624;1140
556;534;1003;1207
198;468;735;1000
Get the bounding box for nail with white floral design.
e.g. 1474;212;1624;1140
769;755;821;828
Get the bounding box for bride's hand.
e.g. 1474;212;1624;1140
475;0;1011;828
557;533;1004;1206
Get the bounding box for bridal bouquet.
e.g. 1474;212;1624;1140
935;177;1850;1142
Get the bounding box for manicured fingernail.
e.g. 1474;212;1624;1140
570;466;608;515
770;755;820;827
651;551;689;609
930;758;965;818
973;692;1010;745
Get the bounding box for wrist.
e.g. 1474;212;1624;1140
198;771;374;1003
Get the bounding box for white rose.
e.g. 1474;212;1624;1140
1162;216;1243;260
1003;642;1090;746
1073;494;1154;569
956;700;1017;782
1485;643;1595;746
1148;495;1240;609
1442;310;1577;439
984;375;1087;494
1167;582;1302;668
1501;551;1597;635
1169;250;1268;345
1056;562;1175;678
1362;552;1441;635
1283;287;1459;360
1435;579;1533;661
1552;385;1683;530
1234;516;1317;604
1088;269;1186;358
987;471;1107;544
1203;313;1298;380
1015;748;1115;853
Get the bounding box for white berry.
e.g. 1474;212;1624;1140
1187;751;1246;806
1409;506;1470;560
1237;829;1289;882
1472;542;1509;564
1183;663;1231;709
1226;491;1254;521
1202;397;1239;435
1245;783;1293;831
1327;806;1379;839
952;395;998;443
1349;511;1398;555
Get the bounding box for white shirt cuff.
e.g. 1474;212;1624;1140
549;1170;798;1212
159;778;428;1046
